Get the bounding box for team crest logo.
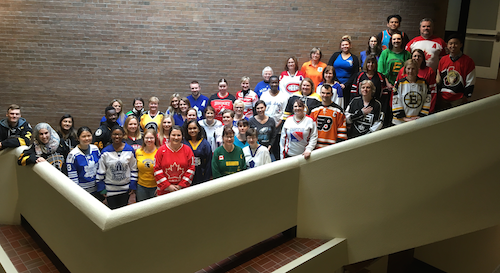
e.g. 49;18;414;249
111;161;128;181
317;116;333;131
219;155;224;160
286;83;300;93
354;114;374;133
291;130;304;142
95;128;102;136
443;69;460;87
143;158;155;168
404;91;423;109
166;162;184;183
145;122;158;132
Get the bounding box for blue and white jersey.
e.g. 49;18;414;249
254;81;270;97
187;94;210;119
66;144;100;193
96;143;138;197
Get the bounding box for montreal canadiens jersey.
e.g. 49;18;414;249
279;70;305;94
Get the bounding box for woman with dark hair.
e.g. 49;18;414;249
154;125;195;195
123;116;143;151
283;78;322;119
242;128;271;168
378;33;411;87
66;126;104;201
234;119;250;149
183;120;212;185
396;48;437;113
301;47;328;89
57;114;78;150
135;129;158;202
280;100;318;159
327;35;360;104
360;36;382;68
279;56;305;94
173;97;191;126
126;97;145;119
346;80;384;139
96;125;138;209
212;125;246;179
199;105;223;152
315;66;344;108
208;78;236;122
101;99;127;126
18;122;69;174
248;100;276;151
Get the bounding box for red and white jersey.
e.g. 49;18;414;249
406;35;446;71
280;115;318;158
279;70;305;94
209;93;236;122
154;144;195;195
236;90;259;118
438;54;476;101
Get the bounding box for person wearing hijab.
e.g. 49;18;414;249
18;122;69;174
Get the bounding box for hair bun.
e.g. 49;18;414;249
342;35;351;41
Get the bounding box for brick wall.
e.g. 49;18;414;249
0;0;448;131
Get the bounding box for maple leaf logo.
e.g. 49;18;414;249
166;162;184;183
424;50;432;61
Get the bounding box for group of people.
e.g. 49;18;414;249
1;15;476;209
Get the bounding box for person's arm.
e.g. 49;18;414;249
336;113;348;143
211;149;222;179
419;83;432;117
203;142;212;181
377;50;388;77
350;73;361;101
154;148;171;193
268;119;276;151
304;119;318;159
282;97;294;120
128;150;138;191
2;124;32;149
17;145;37;166
344;55;360;90
464;59;476;98
280;124;286;160
93;127;106;150
392;82;405;122
178;148;195;188
428;69;438;113
66;153;80;184
96;154;107;195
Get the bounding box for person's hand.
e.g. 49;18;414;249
362;106;373;115
129;190;136;195
36;157;46;163
268;145;272;151
302;150;311;159
0;142;3;149
167;185;181;192
340;84;346;89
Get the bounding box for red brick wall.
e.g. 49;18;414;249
0;0;448;131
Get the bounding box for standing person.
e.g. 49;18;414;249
100;99;126;127
57;114;78;150
173;97;191;126
397;49;438;113
236;76;259;118
376;15;410;51
248;100;276;152
96;126;137;209
280;100;318;159
166;93;181;115
183;120;212;185
212;125;246;179
140;96;164;132
279;56;305;94
66;126;104;201
327;35;360;104
187;81;210;119
158;115;174;146
345;80;384;139
154;125;195;195
315;66;344;108
214;110;239;147
0;104;32;150
234;120;250;149
310;84;347;148
301;47;327;89
123;116;143;151
406;18;447;71
18;123;69;174
199;106;223;152
260;76;289;160
436;33;476;111
135;129;158;202
352;56;391;127
243;128;271;168
392;60;431;124
378;33;411;87
232;100;248;124
360;36;382;68
126;97;145;120
209;78;236;122
93;106;118;151
254;66;274;97
283;78;322;119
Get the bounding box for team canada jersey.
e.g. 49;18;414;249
392;77;431;124
310;103;347;148
236;90;259;118
154;144;195;195
406;35;446;71
438;54;476;101
279;71;305;94
280;115;318;158
209;93;236;122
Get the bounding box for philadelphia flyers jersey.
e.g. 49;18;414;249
310;103;347;148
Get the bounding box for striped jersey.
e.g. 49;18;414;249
310;103;347;148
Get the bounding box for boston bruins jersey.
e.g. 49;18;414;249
392;77;431;124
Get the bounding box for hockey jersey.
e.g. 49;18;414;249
280;115;318;158
392;77;431;124
236;90;259;118
438;54;476;101
406;35;447;71
96;143;138;197
154;144;195;195
243;145;271;168
208;93;236;122
283;92;322;119
345;97;383;139
140;111;164;132
135;148;157;188
316;82;344;109
279;71;305;94
66;145;101;193
0;118;32;149
310;103;347;148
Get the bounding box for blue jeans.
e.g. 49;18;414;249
136;184;157;202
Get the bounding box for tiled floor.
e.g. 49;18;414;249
0;225;59;273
